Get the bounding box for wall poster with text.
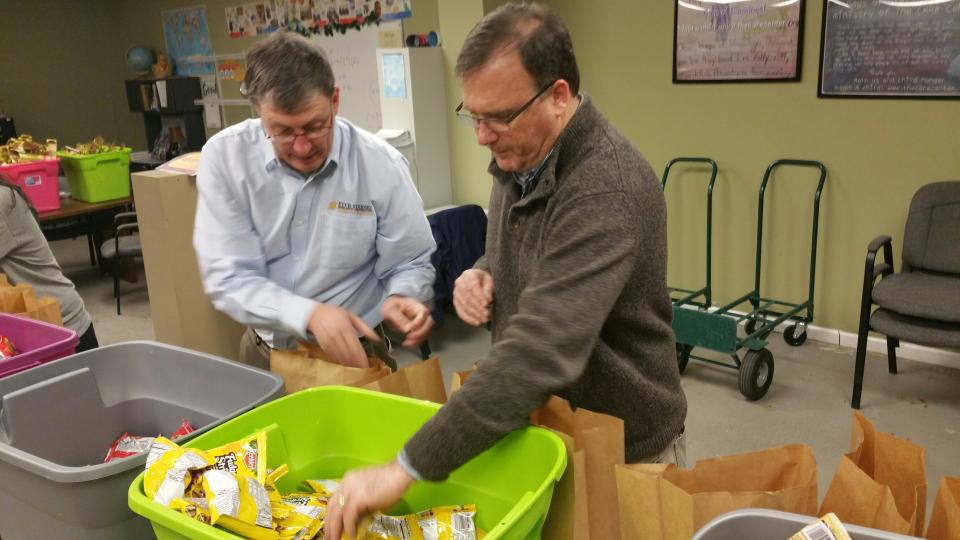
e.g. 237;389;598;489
674;0;805;83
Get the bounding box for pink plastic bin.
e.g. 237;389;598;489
0;313;78;379
0;158;61;212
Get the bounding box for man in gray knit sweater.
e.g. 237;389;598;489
324;4;687;538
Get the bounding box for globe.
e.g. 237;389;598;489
126;46;156;75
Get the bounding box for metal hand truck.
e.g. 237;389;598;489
672;159;827;400
661;157;718;374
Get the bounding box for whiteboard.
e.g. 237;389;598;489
309;21;399;133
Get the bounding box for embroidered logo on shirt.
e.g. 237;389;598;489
328;200;374;216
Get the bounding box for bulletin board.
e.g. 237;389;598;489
818;0;960;99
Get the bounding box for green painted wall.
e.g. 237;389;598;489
438;0;493;206
443;0;960;335
1;0;444;150
0;1;120;146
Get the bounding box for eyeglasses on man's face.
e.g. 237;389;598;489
455;79;557;133
263;105;335;146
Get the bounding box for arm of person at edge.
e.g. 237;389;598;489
323;191;642;539
373;152;437;348
194;138;378;367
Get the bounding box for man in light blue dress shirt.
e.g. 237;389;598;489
193;31;436;369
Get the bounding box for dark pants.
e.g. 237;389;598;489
77;323;100;353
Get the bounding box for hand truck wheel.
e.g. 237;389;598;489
739;348;774;400
783;324;807;346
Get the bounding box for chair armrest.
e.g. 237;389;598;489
860;235;894;311
116;223;139;235
114;212;138;225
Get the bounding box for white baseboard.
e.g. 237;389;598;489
677;304;960;370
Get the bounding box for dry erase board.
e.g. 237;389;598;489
819;0;960;99
309;21;401;131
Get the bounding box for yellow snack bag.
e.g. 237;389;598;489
265;465;290;509
273;493;329;540
144;437;215;506
304;478;341;496
202;468;274;534
354;512;424;540
789;513;853;540
422;505;477;540
170;497;213;525
207;430;268;484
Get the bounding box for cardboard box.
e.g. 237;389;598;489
132;170;245;360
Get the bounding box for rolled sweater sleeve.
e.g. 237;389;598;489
403;190;641;480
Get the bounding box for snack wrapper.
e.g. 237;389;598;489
170;419;195;440
170;497;213;525
0;334;18;359
789;512;853;540
417;505;478;540
207;430;267;484
104;432;155;463
304;478;342;497
356;513;424;540
276;492;327;540
144;437;215;506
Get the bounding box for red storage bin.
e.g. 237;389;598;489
0;158;61;212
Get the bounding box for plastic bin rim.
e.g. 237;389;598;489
0;340;284;483
0;312;78;335
0;156;60;167
693;509;921;540
56;147;133;159
128;386;568;540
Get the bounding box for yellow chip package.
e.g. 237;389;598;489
201;468;275;539
303;478;341;496
144;437;214;506
789;512;853;540
417;505;478;540
207;430;268;484
354;512;424;540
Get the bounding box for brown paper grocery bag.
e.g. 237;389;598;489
270;342;391;394
449;368;474;393
0;283;34;313
926;477;960;540
0;273;9;287
536;397;624;540
19;295;64;327
820;411;926;536
617;444;818;540
363;358;447;403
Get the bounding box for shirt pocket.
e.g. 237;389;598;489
319;213;377;268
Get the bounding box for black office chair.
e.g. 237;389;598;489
852;181;960;408
99;212;142;315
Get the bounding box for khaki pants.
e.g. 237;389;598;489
238;326;398;371
239;327;271;370
636;431;688;468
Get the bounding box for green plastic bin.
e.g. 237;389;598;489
129;386;567;540
58;147;133;202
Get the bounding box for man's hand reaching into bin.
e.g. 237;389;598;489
323;460;414;540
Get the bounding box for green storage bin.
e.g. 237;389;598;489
58;147;133;202
129;386;567;540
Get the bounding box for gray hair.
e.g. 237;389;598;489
456;2;580;95
242;31;335;112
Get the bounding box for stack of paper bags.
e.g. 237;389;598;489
271;341;447;403
0;273;63;326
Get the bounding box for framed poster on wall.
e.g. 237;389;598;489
673;0;805;83
818;0;960;99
